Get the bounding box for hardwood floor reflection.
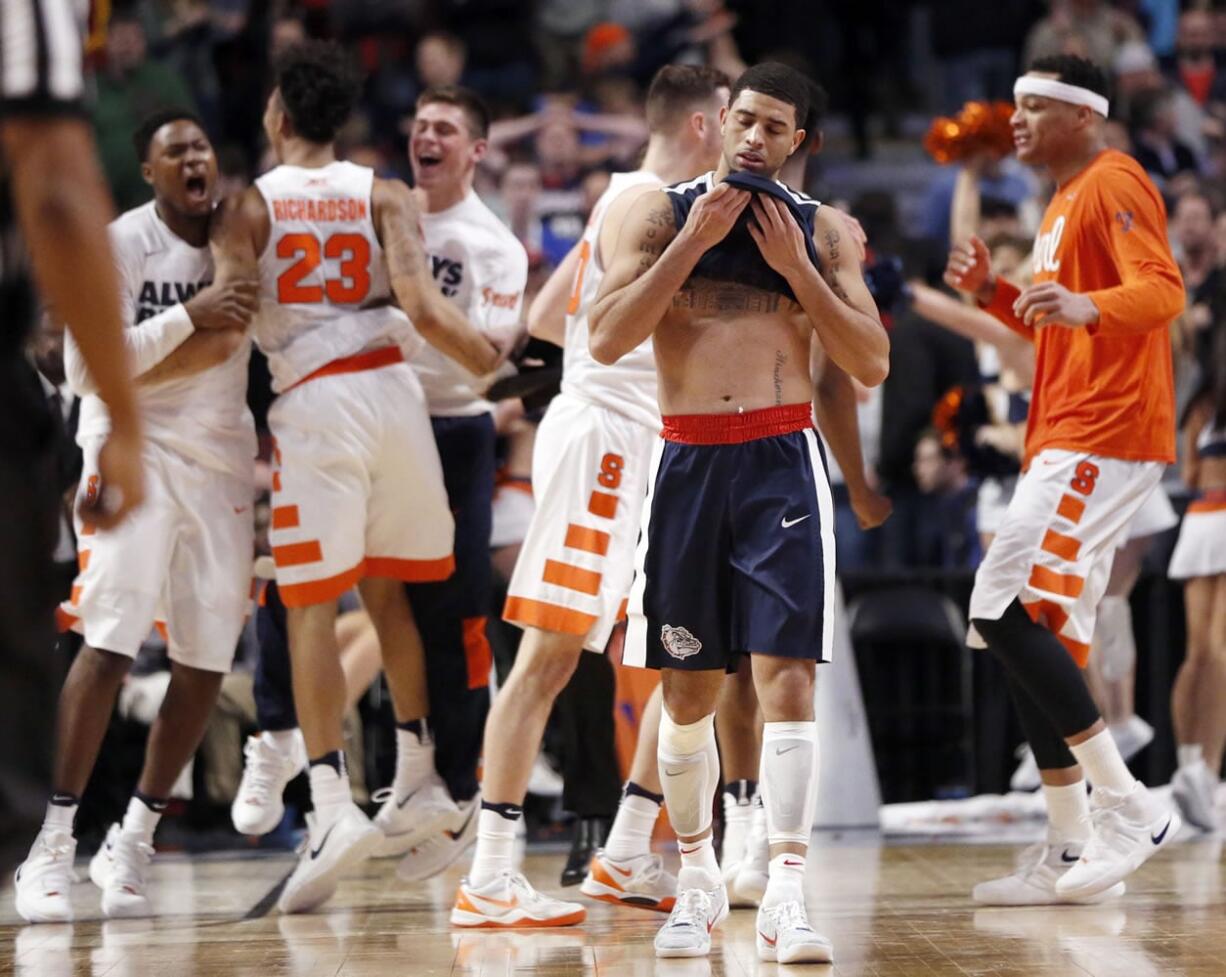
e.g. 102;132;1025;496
2;837;1224;975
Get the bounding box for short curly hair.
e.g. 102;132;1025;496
274;41;363;145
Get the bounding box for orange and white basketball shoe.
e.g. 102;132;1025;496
580;851;676;912
451;871;586;928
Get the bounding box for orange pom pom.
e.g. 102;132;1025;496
925;100;1016;164
924;116;964;164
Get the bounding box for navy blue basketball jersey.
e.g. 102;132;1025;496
664;170;822;301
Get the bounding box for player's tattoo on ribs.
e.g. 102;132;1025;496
673;280;784;313
773;350;786;405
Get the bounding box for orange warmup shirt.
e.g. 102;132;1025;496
982;149;1183;467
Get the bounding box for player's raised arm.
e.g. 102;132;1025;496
372;177;500;375
590;185;748;364
209;186;266;285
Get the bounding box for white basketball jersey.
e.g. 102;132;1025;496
411;191;529;416
254;161;414;392
69;201;255;478
560;169;662;431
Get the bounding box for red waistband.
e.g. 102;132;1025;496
287;346;403;392
661;403;813;445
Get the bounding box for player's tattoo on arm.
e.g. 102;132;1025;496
773;350;786;405
822;228;852;305
383;204;426;280
632;204;675;279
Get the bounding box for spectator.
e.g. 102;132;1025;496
1130;86;1201;184
417;31;466;91
912;429;981;570
1023;0;1145;74
1114;39;1210;162
498;159;546;264
1172;191;1222;368
92;13;197;211
1163;8;1226;115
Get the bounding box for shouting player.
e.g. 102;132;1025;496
450;64;730;929
946;54;1184;904
15;110;257;923
210;42;501;914
591;62;889;963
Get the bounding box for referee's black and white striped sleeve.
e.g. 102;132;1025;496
0;0;84;118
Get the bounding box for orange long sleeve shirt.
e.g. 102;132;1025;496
982;149;1182;467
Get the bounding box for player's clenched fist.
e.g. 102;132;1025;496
943;235;995;304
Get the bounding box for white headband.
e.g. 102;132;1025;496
1014;76;1109;117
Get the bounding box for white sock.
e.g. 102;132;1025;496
763;852;806;908
308;760;352;824
1068;729;1137;794
393;722;436;797
720;787;754;868
1042;780;1090;844
121;795;165;844
678;833;720;878
42;800;77;836
657;709;719;839
760;721;819;845
1094;595;1135;681
266;728;302;757
604;789;660;861
470;807;520;886
1178;743;1205;770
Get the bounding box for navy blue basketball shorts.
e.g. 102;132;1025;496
624;403;836;672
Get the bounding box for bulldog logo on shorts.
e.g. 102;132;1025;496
661;625;702;660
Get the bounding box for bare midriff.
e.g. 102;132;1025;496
654;276;815;415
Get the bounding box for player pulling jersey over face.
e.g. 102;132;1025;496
209;40;504;917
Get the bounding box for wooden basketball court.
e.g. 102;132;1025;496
3;836;1224;976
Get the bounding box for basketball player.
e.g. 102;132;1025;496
230;86;529;880
592;62;889;962
15;110;258;923
945;54;1184;904
209;41;502;914
0;0;145;877
449;65;731;929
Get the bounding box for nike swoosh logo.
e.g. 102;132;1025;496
781;514;811;528
1151;818;1172;846
758;931;777;947
233;506;248;514
664;770;682;777
775;745;800;756
609;862;633;878
471;891;518;911
309;823;338;860
783;859;803;867
446;806;477;841
1060;849;1079;864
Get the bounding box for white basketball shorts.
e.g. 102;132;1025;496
968;449;1163;665
504;392;657;653
268;349;454;608
62;436;254;673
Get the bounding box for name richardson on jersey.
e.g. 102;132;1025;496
136;278;211;322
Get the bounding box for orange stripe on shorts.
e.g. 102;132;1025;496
565;524;610;556
543;559;602;595
78;549;91;572
588;491;618;519
272;471;282;493
1056;494;1086;524
271;505;300;530
503;596;598;636
1028;564;1084;599
1041;529;1081;562
273;540;323;567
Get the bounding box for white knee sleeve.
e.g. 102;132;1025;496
1096;595;1135;681
657;709;719;838
760;721;819;845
